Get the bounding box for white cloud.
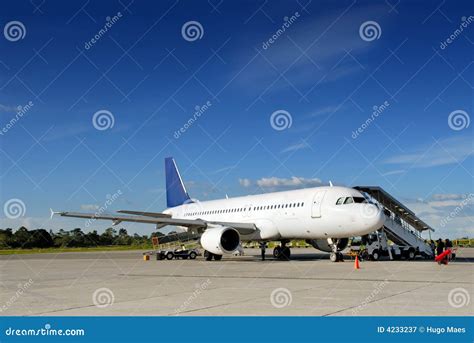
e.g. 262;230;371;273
0;104;19;113
281;141;310;153
381;169;405;176
432;193;466;201
236;5;386;93
384;136;473;168
257;176;321;188
429;200;469;208
211;165;237;174
80;204;99;211
403;196;474;238
239;178;251;187
428;193;474;209
240;176;322;191
308;105;346;118
42;125;90;142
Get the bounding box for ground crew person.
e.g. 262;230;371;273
436;238;445;257
429;240;435;255
260;242;267;261
445;239;453;250
445;239;453;261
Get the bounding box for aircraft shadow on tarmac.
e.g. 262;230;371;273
227;253;474;263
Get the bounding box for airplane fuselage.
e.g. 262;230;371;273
165;186;385;241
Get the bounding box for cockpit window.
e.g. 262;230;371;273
337;196;367;205
344;197;354;204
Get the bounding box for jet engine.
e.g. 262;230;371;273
200;227;240;255
307;238;349;252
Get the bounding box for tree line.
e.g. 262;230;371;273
0;227;198;249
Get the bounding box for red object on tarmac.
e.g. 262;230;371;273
435;249;451;264
354;255;360;269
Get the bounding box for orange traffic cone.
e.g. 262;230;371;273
354;255;360;269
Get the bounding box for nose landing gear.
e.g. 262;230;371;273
328;238;344;262
329;252;344;262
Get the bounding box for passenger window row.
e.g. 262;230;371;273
184;202;305;217
253;202;304;211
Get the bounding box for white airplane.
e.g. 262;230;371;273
54;157;385;262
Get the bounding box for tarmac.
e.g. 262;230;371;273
0;248;472;316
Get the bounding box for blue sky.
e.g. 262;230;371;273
0;0;473;238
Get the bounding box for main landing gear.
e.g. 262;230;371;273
204;251;222;261
328;238;344;262
273;240;291;260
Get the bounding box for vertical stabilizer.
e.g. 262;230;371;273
165;157;191;208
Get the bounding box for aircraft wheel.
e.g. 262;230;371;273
371;250;379;261
213;254;223;261
204;251;213;261
330;252;339;262
273;246;282;258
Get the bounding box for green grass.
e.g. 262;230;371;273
0;245;153;255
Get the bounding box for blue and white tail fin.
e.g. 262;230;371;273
165;157;191;208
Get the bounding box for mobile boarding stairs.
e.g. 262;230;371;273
354;186;434;260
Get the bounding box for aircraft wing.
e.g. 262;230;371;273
116;210;172;218
53;211;256;235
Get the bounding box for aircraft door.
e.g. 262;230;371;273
311;191;326;218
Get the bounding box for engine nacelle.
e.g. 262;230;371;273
200;227;240;255
307;238;349;252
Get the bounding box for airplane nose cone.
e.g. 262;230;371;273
360;204;385;231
